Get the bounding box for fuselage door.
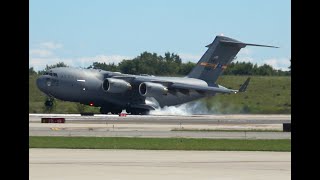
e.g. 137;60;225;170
77;78;87;101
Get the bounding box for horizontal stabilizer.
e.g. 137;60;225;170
219;40;279;48
243;43;279;48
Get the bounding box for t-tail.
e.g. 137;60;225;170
187;35;278;86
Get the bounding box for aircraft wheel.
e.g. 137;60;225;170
44;97;54;107
44;97;55;112
128;108;149;115
110;109;122;114
45;99;53;107
140;110;150;115
100;107;110;114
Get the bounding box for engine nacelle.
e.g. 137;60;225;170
102;78;132;93
139;82;168;97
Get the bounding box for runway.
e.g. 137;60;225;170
29;114;291;139
29;113;291;124
29;148;291;180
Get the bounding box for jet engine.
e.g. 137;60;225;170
102;78;132;93
139;82;168;97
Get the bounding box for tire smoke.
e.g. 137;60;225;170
149;101;209;115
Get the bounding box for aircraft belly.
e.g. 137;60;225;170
100;93;130;106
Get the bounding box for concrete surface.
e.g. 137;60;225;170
29;114;291;139
29;148;291;180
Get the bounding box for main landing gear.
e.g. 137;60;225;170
99;106;122;115
126;108;149;115
99;107;149;115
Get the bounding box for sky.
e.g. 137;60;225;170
30;0;291;71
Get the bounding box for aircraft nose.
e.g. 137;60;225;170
36;76;47;91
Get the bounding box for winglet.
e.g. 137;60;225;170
238;77;251;92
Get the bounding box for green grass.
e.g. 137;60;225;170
203;76;291;114
29;74;291;114
29;136;291;152
171;128;283;132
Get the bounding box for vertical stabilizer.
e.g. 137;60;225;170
187;36;277;86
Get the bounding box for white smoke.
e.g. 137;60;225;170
149;101;209;115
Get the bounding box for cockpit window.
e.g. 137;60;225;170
43;72;58;77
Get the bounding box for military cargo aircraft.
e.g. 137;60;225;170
36;35;278;114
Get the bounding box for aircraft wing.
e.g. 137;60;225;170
170;77;251;94
170;83;236;94
109;74;250;94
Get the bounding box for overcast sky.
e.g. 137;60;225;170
30;0;290;71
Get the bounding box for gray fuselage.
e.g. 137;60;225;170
36;67;211;110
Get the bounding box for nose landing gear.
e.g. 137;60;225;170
44;97;55;112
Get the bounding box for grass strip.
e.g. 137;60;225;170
29;136;291;152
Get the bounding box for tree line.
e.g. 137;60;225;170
30;52;290;76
